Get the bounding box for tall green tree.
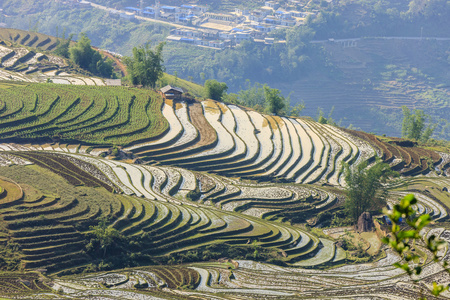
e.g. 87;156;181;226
344;160;397;223
264;85;286;115
54;29;73;58
204;79;228;101
401;106;436;142
123;42;165;88
88;217;122;258
69;33;113;77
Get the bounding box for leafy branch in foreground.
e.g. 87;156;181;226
383;194;449;298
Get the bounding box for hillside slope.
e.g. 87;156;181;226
0;82;449;299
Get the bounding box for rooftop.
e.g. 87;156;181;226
161;85;184;94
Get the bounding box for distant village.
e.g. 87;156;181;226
107;1;317;50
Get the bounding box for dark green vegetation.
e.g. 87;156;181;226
263;85;286;115
69;33;114;78
124;42;165;88
204;79;228;101
344;160;397;223
0;83;167;145
401;106;436;142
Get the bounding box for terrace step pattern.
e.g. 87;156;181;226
0;84;168;145
0;151;346;272
122;99;445;186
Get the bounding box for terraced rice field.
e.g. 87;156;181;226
0;84;168;145
0;81;449;299
124;98;449;183
0;28;60;52
25;245;450;299
0;152;346;270
0;28;108;85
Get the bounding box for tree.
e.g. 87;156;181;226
401;106;436;142
123;42;165;88
69;33;113;77
344;160;397;223
204;79;228;101
88;217;122;258
383;194;449;298
54;30;73;58
264;85;286;115
288;101;305;117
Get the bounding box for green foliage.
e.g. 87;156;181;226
69;33;113;77
224;81;303;116
383;194;449;298
344;160;397;223
54;31;73;58
88;217;123;258
317;107;337;125
204;79;228;101
0;241;22;271
264;85;286;115
186;185;201;202
287;101;305;117
110;146;119;157
123;42;165;88
401;106;436;142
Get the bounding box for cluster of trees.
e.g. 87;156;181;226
55;32;114;78
344;160;397;223
401;106;436;142
204;79;228;101
206;80;305;116
123;42;165;88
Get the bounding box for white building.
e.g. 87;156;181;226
265;1;280;9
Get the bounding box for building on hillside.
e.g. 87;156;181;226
204;12;237;22
202;30;219;39
265;1;280;9
171;29;202;38
161;85;183;100
280;19;296;26
124;7;141;14
235;32;251;43
289;10;302;17
161;6;179;13
176;13;195;23
275;10;293;19
235;8;250;16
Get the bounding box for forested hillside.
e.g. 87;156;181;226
1;0;449;136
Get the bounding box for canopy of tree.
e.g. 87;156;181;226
204;79;228;101
123;42;165;88
264;85;286;115
69;33;114;77
344;160;397;223
225;81;304;117
401;106;436;142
